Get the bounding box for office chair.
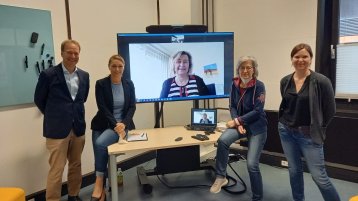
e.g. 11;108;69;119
350;195;358;201
0;187;25;201
206;83;216;95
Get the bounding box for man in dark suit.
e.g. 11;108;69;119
34;40;90;201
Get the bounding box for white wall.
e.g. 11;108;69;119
0;0;68;194
66;0;161;179
214;0;317;110
0;0;317;196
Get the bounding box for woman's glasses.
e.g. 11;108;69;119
239;66;253;71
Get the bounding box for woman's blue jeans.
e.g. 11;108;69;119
278;122;341;201
215;128;267;201
92;129;123;176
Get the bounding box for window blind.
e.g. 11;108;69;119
336;43;358;99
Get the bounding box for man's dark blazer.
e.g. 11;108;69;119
91;76;136;131
34;63;90;139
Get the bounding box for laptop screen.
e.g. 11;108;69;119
191;108;217;127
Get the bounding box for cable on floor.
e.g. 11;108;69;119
222;162;247;194
155;157;247;194
156;174;211;189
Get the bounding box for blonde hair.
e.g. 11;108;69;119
172;51;193;74
108;54;125;67
61;39;81;52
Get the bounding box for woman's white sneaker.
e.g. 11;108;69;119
210;177;228;193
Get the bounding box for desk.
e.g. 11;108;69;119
107;126;221;201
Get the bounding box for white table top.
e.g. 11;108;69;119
108;126;221;155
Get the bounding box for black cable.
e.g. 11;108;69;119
155;157;247;194
222;162;247;194
156;174;211;189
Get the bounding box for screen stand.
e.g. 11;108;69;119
155;100;199;128
154;102;164;128
193;99;199;109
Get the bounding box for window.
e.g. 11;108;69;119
335;0;358;99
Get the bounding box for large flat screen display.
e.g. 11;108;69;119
117;32;234;103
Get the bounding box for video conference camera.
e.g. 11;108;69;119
146;25;208;33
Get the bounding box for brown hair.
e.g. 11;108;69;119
61;39;81;52
108;54;125;67
290;43;313;58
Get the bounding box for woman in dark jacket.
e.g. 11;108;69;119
278;43;340;201
210;56;267;201
90;55;136;201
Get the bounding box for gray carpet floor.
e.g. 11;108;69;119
63;159;358;201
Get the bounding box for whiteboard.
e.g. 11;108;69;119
0;5;55;107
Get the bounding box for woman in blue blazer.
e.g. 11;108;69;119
90;55;136;201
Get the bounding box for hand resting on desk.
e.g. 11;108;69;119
118;139;128;144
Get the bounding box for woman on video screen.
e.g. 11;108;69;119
159;51;209;98
199;113;212;124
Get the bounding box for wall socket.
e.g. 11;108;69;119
281;160;289;167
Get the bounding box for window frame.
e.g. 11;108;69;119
316;0;358;118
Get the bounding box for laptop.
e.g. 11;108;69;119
187;108;217;132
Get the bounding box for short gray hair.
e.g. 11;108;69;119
236;56;259;78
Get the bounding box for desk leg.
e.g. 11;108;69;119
137;166;153;194
109;154;118;201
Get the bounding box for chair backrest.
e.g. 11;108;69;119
206;83;216;95
0;187;25;201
